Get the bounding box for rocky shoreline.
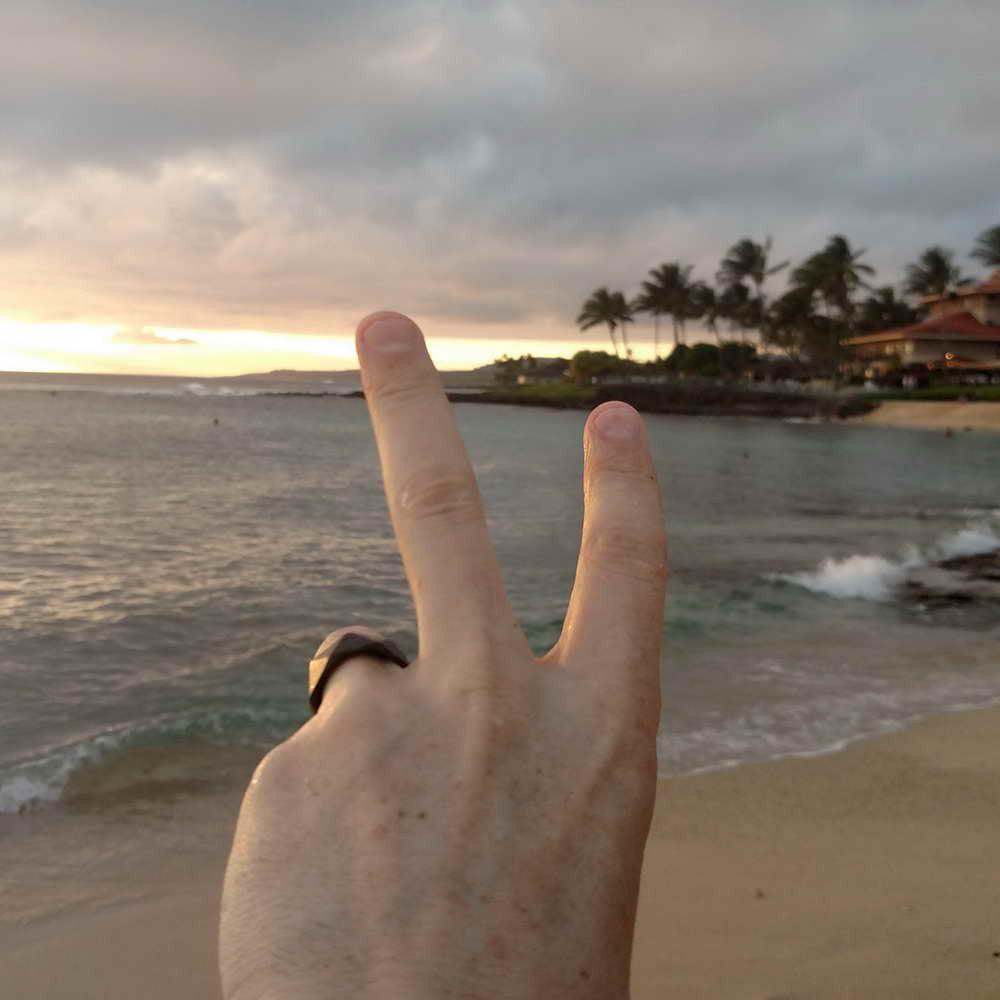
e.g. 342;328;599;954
903;548;1000;627
459;385;876;420
321;385;878;421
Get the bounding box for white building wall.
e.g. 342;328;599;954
908;340;1000;362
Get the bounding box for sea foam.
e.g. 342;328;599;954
0;742;96;814
933;524;1000;560
777;516;1000;601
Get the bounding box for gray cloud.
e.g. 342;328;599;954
112;327;198;346
1;0;998;339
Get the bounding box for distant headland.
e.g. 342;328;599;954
234;365;500;388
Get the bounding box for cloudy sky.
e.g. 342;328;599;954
2;0;998;375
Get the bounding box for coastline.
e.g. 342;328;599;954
454;390;1000;438
443;384;872;420
4;704;1000;998
223;384;1000;434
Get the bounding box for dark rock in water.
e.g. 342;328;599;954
264;390;347;398
900;548;1000;628
937;549;1000;580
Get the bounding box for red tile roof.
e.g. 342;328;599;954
843;311;1000;346
976;268;1000;294
923;268;1000;302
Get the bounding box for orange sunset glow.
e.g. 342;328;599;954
0;317;613;377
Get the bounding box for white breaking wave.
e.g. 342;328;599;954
777;517;1000;601
181;382;258;397
0;740;99;814
781;550;923;601
933;524;1000;560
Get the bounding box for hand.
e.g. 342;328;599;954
219;311;667;1000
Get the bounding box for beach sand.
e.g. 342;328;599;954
4;707;1000;999
855;400;1000;432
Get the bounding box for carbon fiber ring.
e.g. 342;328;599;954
308;632;409;714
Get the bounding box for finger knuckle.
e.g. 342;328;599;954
594;453;656;482
371;369;439;410
249;740;301;792
398;463;482;523
585;523;667;585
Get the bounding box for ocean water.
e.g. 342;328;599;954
2;371;999;826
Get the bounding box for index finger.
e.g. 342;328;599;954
355;311;524;662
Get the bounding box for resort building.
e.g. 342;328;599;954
515;358;570;384
842;269;1000;374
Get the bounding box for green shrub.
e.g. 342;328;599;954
513;383;597;403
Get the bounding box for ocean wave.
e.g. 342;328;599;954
180;382;258;397
0;705;299;815
948;507;1000;520
934;524;1000;559
89;381;261;397
793;504;1000;522
773;517;1000;601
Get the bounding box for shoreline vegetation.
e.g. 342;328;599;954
444;382;877;420
328;381;877;420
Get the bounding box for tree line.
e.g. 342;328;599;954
494;342;761;384
576;224;1000;366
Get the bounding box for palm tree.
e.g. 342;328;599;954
717;237;788;342
903;246;971;297
577;287;631;357
970;224;1000;269
858;286;921;333
632;281;669;360
675;272;703;345
790;235;874;369
637;262;695;349
766;286;810;358
611;291;635;357
691;283;724;343
791;234;874;328
717;237;789;298
718;282;753;342
767;286;831;361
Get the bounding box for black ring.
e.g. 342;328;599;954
308;632;409;714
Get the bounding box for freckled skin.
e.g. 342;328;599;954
219;313;666;1000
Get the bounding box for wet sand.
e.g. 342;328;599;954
4;706;1000;999
856;400;1000;432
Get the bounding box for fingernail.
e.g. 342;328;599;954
594;404;641;442
359;313;418;353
